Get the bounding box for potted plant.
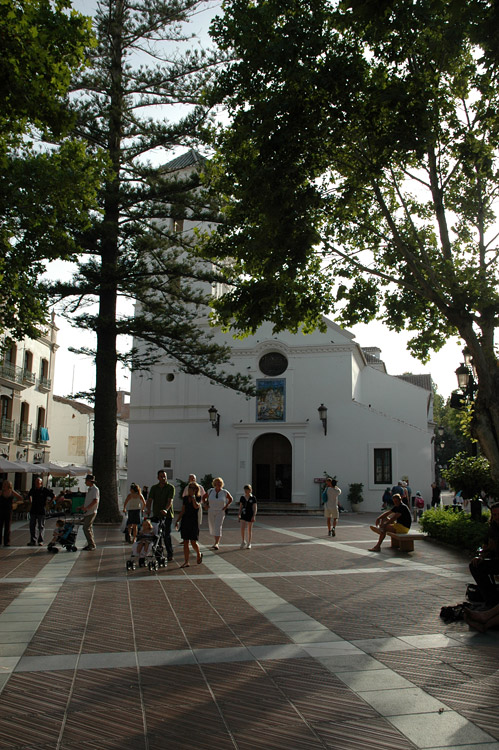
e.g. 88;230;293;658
348;482;364;511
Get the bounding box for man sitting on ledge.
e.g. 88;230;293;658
468;503;499;608
369;493;412;552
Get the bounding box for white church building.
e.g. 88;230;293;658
128;318;434;512
127;151;434;512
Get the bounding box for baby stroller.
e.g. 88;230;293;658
126;516;167;571
47;513;84;553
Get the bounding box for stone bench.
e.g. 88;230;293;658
387;531;427;553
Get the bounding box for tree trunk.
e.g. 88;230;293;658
94;291;121;522
93;0;124;523
459;320;499;484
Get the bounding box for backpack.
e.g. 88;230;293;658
416;496;424;509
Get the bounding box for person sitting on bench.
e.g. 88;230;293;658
369;493;411;552
468;503;499;607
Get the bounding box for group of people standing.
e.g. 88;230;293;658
122;471;258;567
0;473;100;551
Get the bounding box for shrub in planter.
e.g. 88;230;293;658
420;507;489;553
347;482;364;509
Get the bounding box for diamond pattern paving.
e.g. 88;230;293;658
0;513;497;749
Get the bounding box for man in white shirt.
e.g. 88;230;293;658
81;474;100;551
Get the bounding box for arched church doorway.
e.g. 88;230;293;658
252;433;292;501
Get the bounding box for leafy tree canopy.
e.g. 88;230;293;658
443;452;499;500
205;0;499;478
0;0;99;340
0;0;93;156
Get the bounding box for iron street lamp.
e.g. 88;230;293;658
455;363;471;391
318;403;328;436
208;405;220;436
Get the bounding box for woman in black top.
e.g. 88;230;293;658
238;484;257;549
0;480;23;547
369;493;411;552
175;482;203;567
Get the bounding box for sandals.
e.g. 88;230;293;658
197;553;203;565
180;562;190;568
210;545;219;550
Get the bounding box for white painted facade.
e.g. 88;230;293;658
49;394;129;500
0;319;58;489
127;150;434;511
1;317;129;498
128;318;434;512
49;395;93;493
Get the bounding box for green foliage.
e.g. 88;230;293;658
433;388;474;466
0;0;94;155
420;507;489;553
443;452;499;500
200;474;214;493
347;482;364;505
1;140;104;340
207;0;499;481
0;0;98;339
51;476;78;490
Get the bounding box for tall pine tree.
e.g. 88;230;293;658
48;0;250;520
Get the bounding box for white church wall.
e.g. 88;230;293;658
128;317;433;513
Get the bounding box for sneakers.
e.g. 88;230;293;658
240;541;246;549
328;529;332;537
81;546;95;551
332;528;336;537
247;544;252;549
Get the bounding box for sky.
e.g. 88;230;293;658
50;0;466;402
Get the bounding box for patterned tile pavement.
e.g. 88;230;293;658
0;512;498;749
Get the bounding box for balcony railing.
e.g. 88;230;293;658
22;369;36;386
0;417;15;439
18;422;32;442
38;377;52;392
0;361;25;388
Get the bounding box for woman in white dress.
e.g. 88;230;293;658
203;477;233;550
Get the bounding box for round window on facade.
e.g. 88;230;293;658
166;373;175;382
259;352;288;376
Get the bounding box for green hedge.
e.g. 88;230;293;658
419;508;490;553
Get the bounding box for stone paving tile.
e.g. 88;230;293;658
389;710;495;748
0;670;73;748
24;582;94;655
374;649;472;690
460;706;499;741
314;717;418;749
1;514;498;750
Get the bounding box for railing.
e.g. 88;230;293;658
38;377;52;391
0;417;15;439
22;369;36;386
0;361;24;386
18;422;32;442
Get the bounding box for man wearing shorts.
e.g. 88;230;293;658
369;493;411;551
323;477;341;537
